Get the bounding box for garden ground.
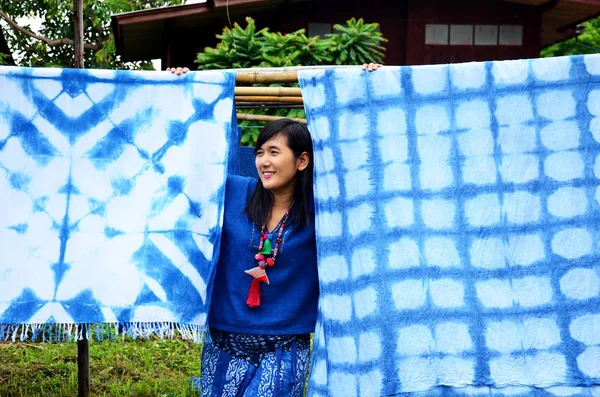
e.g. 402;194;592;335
0;337;202;396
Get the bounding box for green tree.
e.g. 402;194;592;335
0;0;183;68
541;16;600;57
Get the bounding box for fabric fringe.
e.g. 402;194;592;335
0;322;203;344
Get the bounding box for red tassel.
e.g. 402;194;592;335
246;278;262;308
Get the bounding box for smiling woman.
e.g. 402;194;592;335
256;135;308;195
250;120;312;230
200;118;318;397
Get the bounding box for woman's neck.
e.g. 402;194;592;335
272;189;294;210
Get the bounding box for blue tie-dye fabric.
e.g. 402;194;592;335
299;55;600;396
0;66;235;342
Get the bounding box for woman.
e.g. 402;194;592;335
202;119;317;396
170;63;381;396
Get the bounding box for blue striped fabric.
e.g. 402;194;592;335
0;66;236;342
299;55;600;396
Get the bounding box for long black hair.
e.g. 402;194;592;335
244;119;314;226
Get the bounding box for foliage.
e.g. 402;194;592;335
328;18;386;65
541;16;600;58
0;0;184;69
237;108;307;145
196;17;387;69
0;337;201;396
0;52;9;65
196;17;387;145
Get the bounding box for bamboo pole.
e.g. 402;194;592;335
235;96;304;104
231;65;369;84
235;87;302;97
232;65;367;122
227;64;360;73
236;71;299;84
236;103;304;109
237;113;307;125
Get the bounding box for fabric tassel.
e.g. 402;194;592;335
246;278;262;308
261;238;272;255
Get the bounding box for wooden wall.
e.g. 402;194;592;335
160;0;543;69
272;0;541;66
406;0;541;65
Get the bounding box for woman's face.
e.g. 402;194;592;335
255;134;308;194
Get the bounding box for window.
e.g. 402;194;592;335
425;24;449;45
475;25;498;45
450;25;473;45
308;23;332;38
426;24;522;46
499;25;523;46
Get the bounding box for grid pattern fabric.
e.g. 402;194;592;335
0;66;235;341
299;55;600;396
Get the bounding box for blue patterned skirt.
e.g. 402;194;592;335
195;328;311;397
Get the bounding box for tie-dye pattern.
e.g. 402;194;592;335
299;55;600;396
0;66;235;342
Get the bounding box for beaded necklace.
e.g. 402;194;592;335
245;203;293;308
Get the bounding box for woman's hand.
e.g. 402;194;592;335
362;63;383;72
166;67;189;75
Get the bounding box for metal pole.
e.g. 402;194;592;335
73;1;89;395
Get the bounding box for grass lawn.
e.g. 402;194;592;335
0;337;202;396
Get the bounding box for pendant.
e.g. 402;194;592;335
245;266;270;285
261;238;272;255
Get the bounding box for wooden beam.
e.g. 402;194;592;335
213;0;278;8
77;334;90;397
73;4;89;396
73;0;85;68
112;3;212;26
564;0;600;6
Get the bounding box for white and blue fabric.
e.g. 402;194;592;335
196;330;311;397
299;54;600;396
0;66;236;342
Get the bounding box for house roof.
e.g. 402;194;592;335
0;28;16;65
111;0;600;62
504;0;600;46
111;0;285;62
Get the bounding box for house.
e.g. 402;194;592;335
111;0;600;69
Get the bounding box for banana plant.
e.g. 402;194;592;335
196;17;267;69
328;18;387;65
260;30;333;67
